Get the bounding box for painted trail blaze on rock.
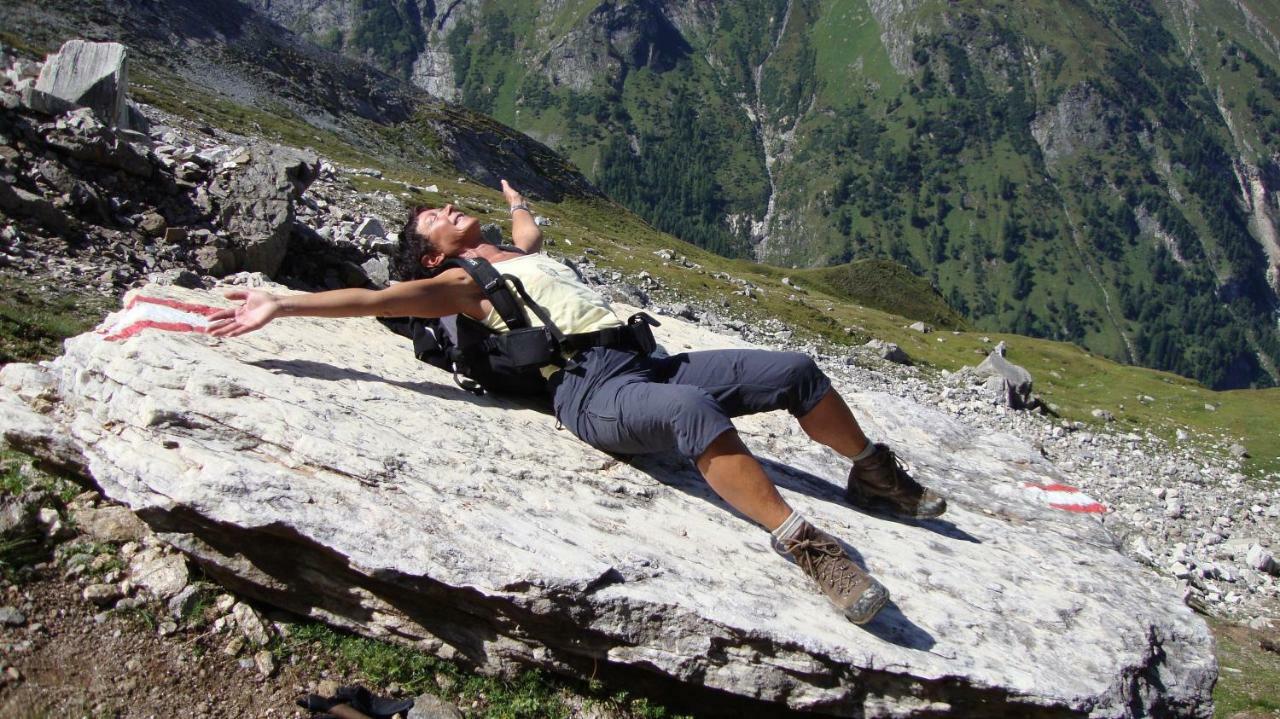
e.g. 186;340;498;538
1020;481;1109;514
0;284;1216;718
99;294;221;341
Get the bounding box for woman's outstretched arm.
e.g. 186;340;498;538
207;267;482;338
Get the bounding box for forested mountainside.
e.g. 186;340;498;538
248;0;1280;390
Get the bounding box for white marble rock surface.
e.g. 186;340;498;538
0;284;1215;717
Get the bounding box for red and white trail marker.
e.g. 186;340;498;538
1019;481;1108;514
100;295;222;341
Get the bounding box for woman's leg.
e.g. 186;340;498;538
797;388;872;459
695;429;793;530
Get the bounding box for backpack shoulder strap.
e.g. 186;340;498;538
436;257;528;331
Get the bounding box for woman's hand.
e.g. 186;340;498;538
207;289;282;337
501;179;525;210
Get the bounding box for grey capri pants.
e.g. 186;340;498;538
548;347;833;460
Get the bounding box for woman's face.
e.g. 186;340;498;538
416;204;480;267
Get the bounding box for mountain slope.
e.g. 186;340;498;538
246;0;1280;390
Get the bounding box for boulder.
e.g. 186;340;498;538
75;505;150;543
25;40;129;128
360;257;390;287
0;284;1216;717
0;489;51;540
355;217;386;239
863;339;911;365
408;693;463;719
128;546;190;599
479;223;503;246
972;350;1036;410
0;182;71;233
1246;545;1277;575
208;145;319;276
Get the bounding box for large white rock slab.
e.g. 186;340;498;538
0;284;1215;717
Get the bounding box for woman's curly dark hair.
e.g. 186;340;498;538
392;206;436;281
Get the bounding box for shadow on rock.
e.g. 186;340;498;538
757;458;982;544
248;358;482;402
247;358;556;413
861;600;937;651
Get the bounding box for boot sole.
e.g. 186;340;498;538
843;582;890;624
846;484;947;520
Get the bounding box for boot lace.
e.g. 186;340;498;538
777;533;864;597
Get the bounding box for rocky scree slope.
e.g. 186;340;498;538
1;0;600;205
0;35;1269;719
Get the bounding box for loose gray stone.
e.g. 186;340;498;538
168;584;201;620
0;606;26;626
361;257;390;287
0;183;71;233
128;547;189;599
44;107;151;177
1246;545;1277;575
1248;616;1274;631
207;145;319;276
0;489;49;540
36;508;62;539
669;303;698;321
407;693;464;719
83;583;124;606
232;602;272;646
479;223;503;246
355;217;386;239
254;649;276;677
74;505;148;543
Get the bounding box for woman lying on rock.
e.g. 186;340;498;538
208;180;947;625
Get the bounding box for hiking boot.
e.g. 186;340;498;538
847;443;948;519
775;521;889;624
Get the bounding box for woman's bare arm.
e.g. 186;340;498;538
502;179;543;254
207;268;482;338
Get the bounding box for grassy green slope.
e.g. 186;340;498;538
798;259;967;329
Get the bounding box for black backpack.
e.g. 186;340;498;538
380;256;658;396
